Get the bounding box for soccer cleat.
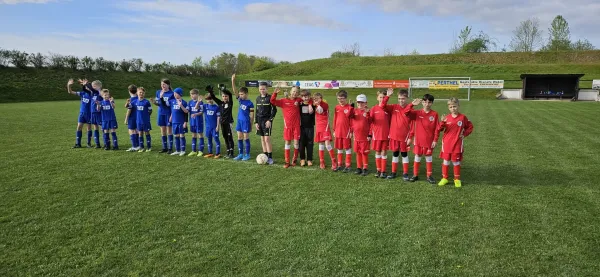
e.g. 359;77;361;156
361;169;369;176
320;162;326;169
307;161;313;166
402;174;410;181
300;160;306;167
197;151;203;157
426;176;436;184
242;154;251;161
374;171;381;178
145;148;152;152
72;144;82;149
188;151;197;156
204;153;214;158
213;154;221;159
454;180;462;188
284;163;290;169
409;175;419;182
95;145;102;149
86;144;93;148
267;158;274;165
228;154;235;159
342;167;351;173
233;154;244;160
386;173;397;180
126;147;137;152
333;166;343;172
167;149;173;154
112;146;119;151
179;151;186;156
292;160;298;167
104;146;110;151
438;178;449;187
170;151;180;156
138;148;145;153
379;172;388;179
354;168;363;175
159;149;168;153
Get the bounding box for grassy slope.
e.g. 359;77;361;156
1;92;600;275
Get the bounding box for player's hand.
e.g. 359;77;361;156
431;142;437;149
274;88;280;94
308;104;314;114
126;98;130;103
367;135;372;142
407;138;412;146
387;88;394;96
110;96;114;102
67;79;74;85
412;99;421;106
441;114;447;122
82;79;88;84
183;122;187;128
266;121;271;128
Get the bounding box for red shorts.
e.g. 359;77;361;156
389;139;409;152
283;125;300;141
371;140;388;152
413;146;433;156
315;130;332;142
354;141;370;154
440;152;462;162
335;138;351;149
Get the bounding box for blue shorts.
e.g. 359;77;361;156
173;123;186;135
78;112;91;124
236;120;252;133
127;116;137;130
136;122;152;132
206;127;219;138
102;120;118;130
157;114;171;127
91;113;102;125
190;123;204;134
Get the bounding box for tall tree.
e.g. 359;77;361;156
509;18;544;52
450;26;496;53
545;15;571;51
236;53;252;74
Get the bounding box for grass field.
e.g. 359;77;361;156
1;90;600;276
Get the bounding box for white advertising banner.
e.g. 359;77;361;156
339;80;374;88
410;80;429;88
289;80;340;89
459;80;504;89
592;80;600;89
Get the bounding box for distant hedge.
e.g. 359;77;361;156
0;68;227;103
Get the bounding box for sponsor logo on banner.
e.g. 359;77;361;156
245;80;259;87
293;80;340;89
593;80;600;89
410;80;429;88
373;80;409;88
428;80;460;90
271;81;295;88
459;80;504;89
258;80;273;87
340;80;373;88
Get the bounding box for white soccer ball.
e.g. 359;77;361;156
256;153;268;165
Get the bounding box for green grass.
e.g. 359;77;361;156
1;92;600;276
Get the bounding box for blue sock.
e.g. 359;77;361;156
138;134;144;149
76;130;82;145
94;130;100;146
207;138;213;154
111;132;118;148
146;135;152;148
238;139;243;156
134;134;140;148
87;130;92;145
130;134;137;148
103;133;109;146
215;138;221;155
181;137;186;152
245;139;250;155
175;137;181;152
192;137;197;152
168;134;174;150
161;136;167;149
199;137;205;152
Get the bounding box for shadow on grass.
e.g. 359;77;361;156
463;163;569;187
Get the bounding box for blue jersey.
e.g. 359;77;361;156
100;100;116;122
168;98;187;124
188;99;203;124
134;99;152;124
128;95;138;117
76;91;91;114
90;91;102;114
237;99;254;123
155;90;174;116
203;103;221;128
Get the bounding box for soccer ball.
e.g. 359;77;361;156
256;153;268;165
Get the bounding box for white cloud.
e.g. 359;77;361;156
0;0;57;4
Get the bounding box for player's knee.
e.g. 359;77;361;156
425;156;433;163
393;151;400;157
401;152;408;158
453;161;461;166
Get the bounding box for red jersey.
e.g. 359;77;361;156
437;113;474;154
351;108;371;141
271;93;302;128
388;102;414;142
369;96;392;140
315;101;331;132
405;104;440;148
334;104;353;139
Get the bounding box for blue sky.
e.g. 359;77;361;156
1;0;599;64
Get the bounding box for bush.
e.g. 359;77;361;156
0;49;10;67
81;56;95;71
29;53;46;68
118;59;132;72
64;56;80;70
47;53;65;69
143;63;153;72
9;50;29;68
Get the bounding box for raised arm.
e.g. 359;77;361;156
231;74;237;95
66;79;78;95
270;88;282;107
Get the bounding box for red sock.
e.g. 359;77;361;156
403;162;409;175
442;164;449;179
356;153;363;169
337;151;343;166
293;148;299;161
413;161;421;176
391;161;398;174
454;165;461;180
362;154;369;169
381;157;388;173
426;161;433;177
328;149;336;164
319;150;325;162
345;152;352;167
284;148;290;163
376;157;381;172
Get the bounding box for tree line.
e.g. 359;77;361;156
0;50;290;77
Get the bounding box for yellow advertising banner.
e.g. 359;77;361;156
428;80;460;90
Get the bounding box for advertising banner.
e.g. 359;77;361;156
593;80;600;89
428;80;460;90
459;80;504;89
271;81;295;88
339;80;373;88
373;80;409;88
245;80;259;87
410;80;429;88
291;80;340;89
